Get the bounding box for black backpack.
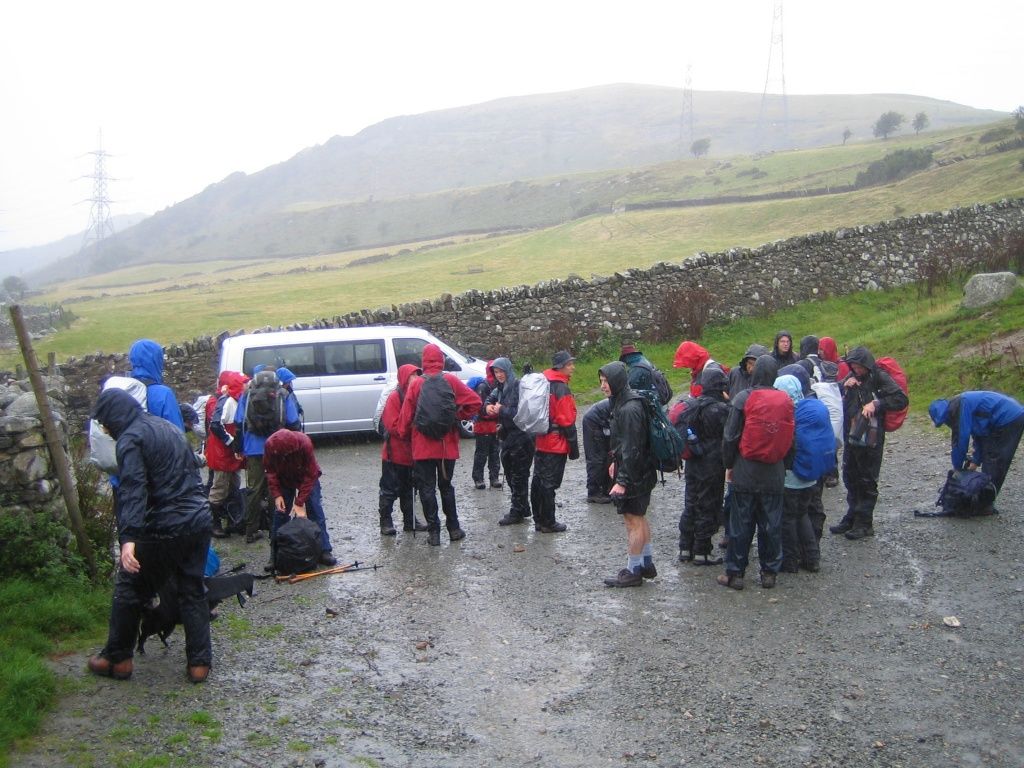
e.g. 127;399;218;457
671;396;706;461
916;469;998;518
244;370;286;437
639;391;685;477
414;373;457;439
273;516;323;575
632;361;673;405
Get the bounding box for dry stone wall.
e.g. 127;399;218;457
54;198;1024;431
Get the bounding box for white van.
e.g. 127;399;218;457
218;326;488;435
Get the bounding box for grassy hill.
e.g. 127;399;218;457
35;85;1004;280
10;116;1021;369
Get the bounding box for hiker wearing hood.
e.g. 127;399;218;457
378;364;429;535
129;339;185;430
772;331;798;367
529;351;578;534
206;370;249;537
818;337;850;381
830;346;909;540
276;367;304;427
727;343;768;400
486;357;535;525
263;429;336;567
677;366;730;566
929;391;1024;499
774;374;828;573
674;340;724;398
582;398;613;503
718;355;793;590
803;338;844;489
397;343;482;545
599;362;658;588
87;388;213;684
235;367;302;544
470;361;502;490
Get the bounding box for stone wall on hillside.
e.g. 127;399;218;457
52;198;1024;431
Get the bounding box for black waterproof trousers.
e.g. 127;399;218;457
501;432;535;520
530;450;567;527
102;530;212;666
842;440;885;528
782;485;820;571
982;413;1024;494
414;459;460;533
472;434;501;485
379;460;416;529
582;421;612;497
679;462;725;556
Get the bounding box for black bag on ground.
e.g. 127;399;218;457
414;373;457;439
273;516;323;574
916;469;997;518
245;370;286;437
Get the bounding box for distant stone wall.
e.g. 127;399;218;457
54;198;1024;431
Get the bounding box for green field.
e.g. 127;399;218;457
6;120;1024;368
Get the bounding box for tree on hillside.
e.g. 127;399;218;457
3;275;27;300
842;127;852;145
873;111;905;140
1015;106;1024;132
912;112;930;135
690;137;711;158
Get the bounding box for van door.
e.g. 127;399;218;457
318;338;388;433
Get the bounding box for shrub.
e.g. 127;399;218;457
855;149;933;188
979;126;1013;144
651;286;714;341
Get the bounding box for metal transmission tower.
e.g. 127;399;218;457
81;130;116;259
756;0;789;151
679;63;695;158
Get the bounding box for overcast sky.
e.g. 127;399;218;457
1;0;1019;252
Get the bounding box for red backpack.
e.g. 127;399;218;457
739;388;794;464
875;357;909;432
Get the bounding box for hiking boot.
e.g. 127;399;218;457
490;480;503;489
760;572;777;589
427;531;441;547
829;520;854;535
244;531;264;543
319;553;338;567
716;572;744;591
781;562;800;574
448;528;466;542
474;481;486;490
87;655;133;680
718;537;730;550
640;561;658;579
603;568;643;587
692;553;723;567
498;513;525;526
824;476;839;489
403;521;430;532
537;522;567;533
845;526;874;540
263;561;275;573
187;665;210;684
802;561;821;573
678;548;693;563
380;524;397;536
587;494;612;504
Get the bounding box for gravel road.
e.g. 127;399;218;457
12;421;1024;768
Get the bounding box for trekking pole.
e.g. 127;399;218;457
287;562;383;584
277;561;358;584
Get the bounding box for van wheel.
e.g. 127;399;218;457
459;420;475;439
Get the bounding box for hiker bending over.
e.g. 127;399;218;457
87;388;213;684
929;391;1024;506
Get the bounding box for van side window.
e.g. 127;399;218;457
323;340;386;375
242;344;317;377
394;338;427;369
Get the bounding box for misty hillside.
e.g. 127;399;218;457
1;213;147;279
41;84;1004;281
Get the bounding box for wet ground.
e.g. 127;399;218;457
12;422;1024;768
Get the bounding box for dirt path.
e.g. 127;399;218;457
12;422;1024;768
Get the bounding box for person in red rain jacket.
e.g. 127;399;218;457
529;351;579;533
396;343;482;546
818;337;850;382
470;361;502;490
378;364;429;536
205;370;248;537
263;429;336;567
673;340;725;398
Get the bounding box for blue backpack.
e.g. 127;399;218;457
792;398;836;482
